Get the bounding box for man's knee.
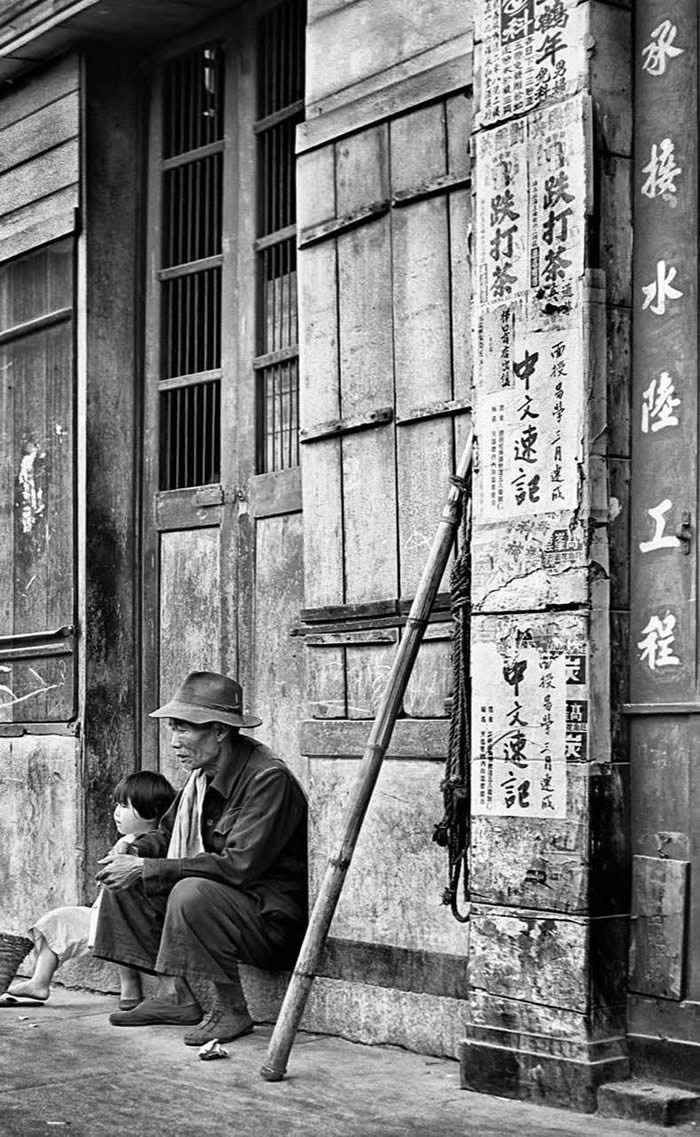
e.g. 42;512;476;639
167;877;213;915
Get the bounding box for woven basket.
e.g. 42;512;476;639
0;932;34;995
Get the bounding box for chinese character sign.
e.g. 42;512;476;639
472;617;588;818
477;0;587;126
477;316;583;520
631;2;696;702
475;95;590;312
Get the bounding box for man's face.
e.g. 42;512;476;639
169;719;225;775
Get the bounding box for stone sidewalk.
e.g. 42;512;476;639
0;987;694;1137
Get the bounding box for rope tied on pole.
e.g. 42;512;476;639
432;491;471;923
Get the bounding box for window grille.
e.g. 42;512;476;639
156;9;305;487
255;0;305;473
159;45;224;490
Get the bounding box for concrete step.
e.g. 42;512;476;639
597;1080;700;1127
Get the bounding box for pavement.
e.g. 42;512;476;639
0;987;696;1137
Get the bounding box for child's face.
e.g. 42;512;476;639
114;798;155;837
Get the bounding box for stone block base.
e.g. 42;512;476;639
458;1039;629;1113
598;1080;700;1126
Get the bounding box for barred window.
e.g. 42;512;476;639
158;45;224;491
155;4;304;490
254;0;305;473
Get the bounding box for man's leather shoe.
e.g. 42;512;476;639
109;996;202;1027
183;1005;254;1046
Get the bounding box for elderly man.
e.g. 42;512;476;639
93;671;307;1047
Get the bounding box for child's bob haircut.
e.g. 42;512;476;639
113;771;176;824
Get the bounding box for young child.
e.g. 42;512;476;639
2;771;175;1010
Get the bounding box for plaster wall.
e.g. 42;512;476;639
306;0;474;107
0;735;82;935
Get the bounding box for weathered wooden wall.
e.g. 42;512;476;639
296;0;474;1053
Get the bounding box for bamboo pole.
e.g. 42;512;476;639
260;430;473;1081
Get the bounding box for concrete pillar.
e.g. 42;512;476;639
459;1;632;1112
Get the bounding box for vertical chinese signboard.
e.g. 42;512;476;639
470;91;600;820
631;9;698;704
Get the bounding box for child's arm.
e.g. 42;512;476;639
110;834;136;855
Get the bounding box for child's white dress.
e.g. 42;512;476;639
28;833;137;964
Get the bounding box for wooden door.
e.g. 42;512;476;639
141;0;305;786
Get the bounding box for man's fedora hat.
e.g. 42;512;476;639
149;671;262;729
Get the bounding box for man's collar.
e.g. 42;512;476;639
209;733;250;798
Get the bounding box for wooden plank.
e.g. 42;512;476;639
0;655;73;721
392;196;452;414
298;241;340;426
0;343;13;647
301;437;344;608
390;101;447;195
338;217;393;416
298;43;473;155
0;0;94;51
0;139;78;216
301;599;400;625
140;59;165;765
301;717;449;759
392;171;470;208
608;456;630;611
251;513;305;775
300;405;392;443
403;637;451;718
12;328;50;719
0;52;78;132
0;90;78;176
346;640;398;719
449;188;472;398
156;491;222;531
220;10;256;698
0;183;77;243
306;643;346;719
589;1;632;158
299;202;388;248
446;90;472;180
629;856;689;1000
307;629;397;646
599;156;632;308
305;0;471;107
0;202;76;266
158;527;221;785
249;467;302;519
396;397;470;426
335;123;388;217
296;145;336;231
606;305;631;460
82;50;142;880
342;425;397;604
397;417;453;597
610;611;629;765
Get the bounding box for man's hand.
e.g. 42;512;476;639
96;853;144;891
